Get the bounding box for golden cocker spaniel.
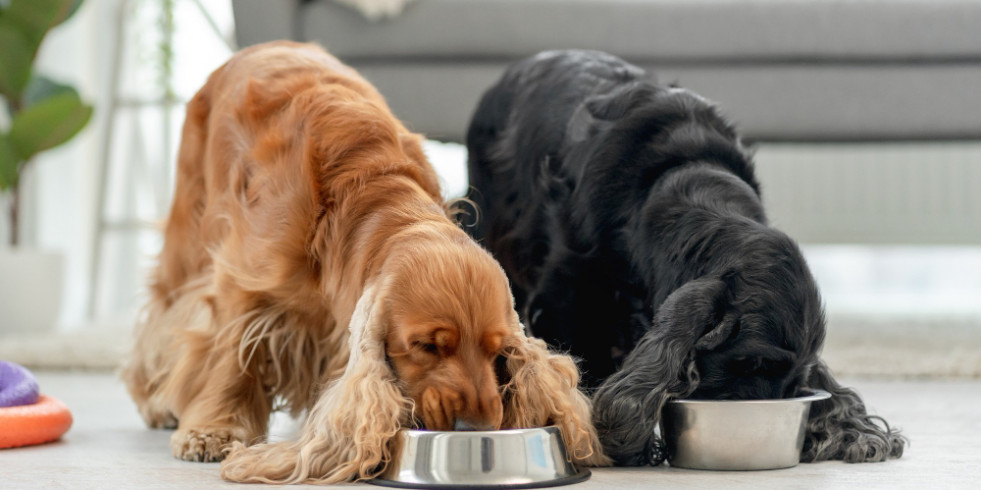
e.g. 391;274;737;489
121;41;608;484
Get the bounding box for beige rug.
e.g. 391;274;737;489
822;313;981;378
0;323;132;371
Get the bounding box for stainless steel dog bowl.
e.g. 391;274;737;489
370;426;590;489
660;389;831;470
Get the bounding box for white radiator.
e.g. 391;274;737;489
754;143;981;244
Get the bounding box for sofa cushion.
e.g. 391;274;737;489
298;0;981;61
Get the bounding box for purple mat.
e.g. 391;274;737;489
0;360;40;407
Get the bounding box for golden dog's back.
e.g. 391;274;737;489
154;41;439;302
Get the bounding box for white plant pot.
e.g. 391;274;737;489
0;249;64;335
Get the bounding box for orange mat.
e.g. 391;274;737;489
0;395;73;449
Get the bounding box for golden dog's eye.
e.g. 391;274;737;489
421;343;439;355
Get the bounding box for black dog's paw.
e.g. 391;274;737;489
649;438;667;466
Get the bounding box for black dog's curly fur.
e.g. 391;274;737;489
464;50;906;466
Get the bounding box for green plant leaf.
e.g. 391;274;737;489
0;20;33;102
22;73;77;109
8;91;92;161
1;0;83;47
0;133;19;191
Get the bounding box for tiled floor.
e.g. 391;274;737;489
2;372;979;489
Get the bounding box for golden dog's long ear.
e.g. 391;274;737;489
500;313;611;467
220;281;412;483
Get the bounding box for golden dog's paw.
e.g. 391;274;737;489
171;428;240;462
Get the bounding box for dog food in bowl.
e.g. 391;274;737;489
660;389;831;470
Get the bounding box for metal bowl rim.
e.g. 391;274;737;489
666;388;831;406
398;425;561;437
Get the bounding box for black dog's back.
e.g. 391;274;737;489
467;50;647;297
468;51;760;285
466;50;760;384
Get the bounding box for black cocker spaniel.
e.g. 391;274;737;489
464;49;906;466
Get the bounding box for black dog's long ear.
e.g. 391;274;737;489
802;360;906;463
592;277;731;466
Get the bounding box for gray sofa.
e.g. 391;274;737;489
232;0;981;143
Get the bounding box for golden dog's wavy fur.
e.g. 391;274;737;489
121;41;608;484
